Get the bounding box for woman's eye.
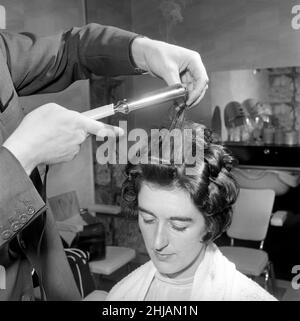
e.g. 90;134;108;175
171;223;188;232
139;212;156;224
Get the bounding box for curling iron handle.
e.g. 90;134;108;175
82;103;115;120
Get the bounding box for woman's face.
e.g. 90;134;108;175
138;181;207;279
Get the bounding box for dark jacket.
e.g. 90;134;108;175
0;23;139;300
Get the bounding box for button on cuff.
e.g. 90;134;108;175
27;206;35;216
1;230;12;240
19;214;28;224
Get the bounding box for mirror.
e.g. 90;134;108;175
210;66;300;146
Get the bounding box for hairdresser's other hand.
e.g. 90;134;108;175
131;37;209;108
3;103;123;175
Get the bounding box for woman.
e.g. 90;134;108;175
106;120;276;301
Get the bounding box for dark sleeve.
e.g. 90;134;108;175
0;147;46;249
38;207;82;300
0;23;141;96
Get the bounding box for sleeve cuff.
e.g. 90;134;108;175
128;35;148;75
0;146;46;248
78;24;148;76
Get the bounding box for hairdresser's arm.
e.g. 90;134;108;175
0;23;140;96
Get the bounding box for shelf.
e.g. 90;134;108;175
268;72;294;76
268;69;300;76
269;101;293;104
224;143;300;170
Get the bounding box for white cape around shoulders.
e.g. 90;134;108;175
106;243;277;301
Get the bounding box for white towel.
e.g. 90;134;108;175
106;243;277;301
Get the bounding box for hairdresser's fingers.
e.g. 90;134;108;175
80;115;124;137
189;83;209;108
162;67;182;88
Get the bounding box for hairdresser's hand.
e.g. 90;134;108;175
3;103;123;175
131;37;209;108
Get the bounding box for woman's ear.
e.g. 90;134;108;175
201;220;213;243
200;231;211;243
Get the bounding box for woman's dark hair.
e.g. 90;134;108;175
121;121;239;243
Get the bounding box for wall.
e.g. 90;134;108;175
0;5;5;28
86;0;132;30
1;0;85;35
132;0;300;72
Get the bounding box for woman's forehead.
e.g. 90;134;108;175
138;181;200;219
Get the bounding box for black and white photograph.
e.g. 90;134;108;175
0;0;300;308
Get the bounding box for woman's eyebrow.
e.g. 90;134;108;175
169;217;193;222
138;206;156;216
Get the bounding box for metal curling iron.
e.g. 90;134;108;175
82;83;188;120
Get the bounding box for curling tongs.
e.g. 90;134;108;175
82;83;188;120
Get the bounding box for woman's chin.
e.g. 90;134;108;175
152;260;179;276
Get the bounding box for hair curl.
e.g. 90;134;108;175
121;121;239;243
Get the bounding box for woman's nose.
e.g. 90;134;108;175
153;223;169;251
